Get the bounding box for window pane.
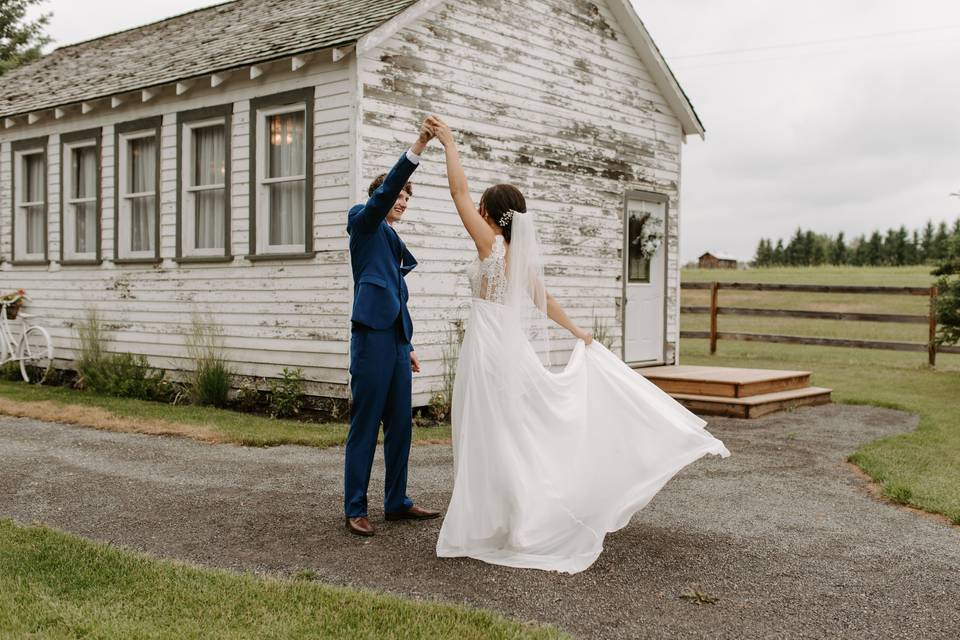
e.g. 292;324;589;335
269;181;304;245
25;154;44;202
74;202;97;254
195;189;225;249
26;205;44;254
73;146;97;199
193;125;225;187
128;137;156;194
627;212;651;283
267;112;305;179
130;195;156;252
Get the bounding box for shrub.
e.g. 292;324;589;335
269;368;304;418
429;320;464;424
234;379;262;413
933;260;960;346
592;310;614;350
0;361;21;381
185;313;234;407
75;308;106;388
73;310;170;401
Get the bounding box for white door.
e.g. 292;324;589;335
623;193;667;364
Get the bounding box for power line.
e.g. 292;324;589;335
670;24;960;60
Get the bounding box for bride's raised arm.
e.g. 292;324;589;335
428;116;496;256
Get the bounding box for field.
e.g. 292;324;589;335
680;265;960;523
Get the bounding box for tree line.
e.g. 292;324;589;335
753;218;960;267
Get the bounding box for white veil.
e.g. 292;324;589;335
502;210;552;371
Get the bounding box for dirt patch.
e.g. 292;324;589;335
0;397;222;443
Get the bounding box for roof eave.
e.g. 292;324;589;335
605;0;705;140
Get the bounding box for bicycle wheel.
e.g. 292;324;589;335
18;325;54;383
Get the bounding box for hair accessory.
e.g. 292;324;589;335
499;209;519;227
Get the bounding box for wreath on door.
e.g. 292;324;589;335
630;213;664;259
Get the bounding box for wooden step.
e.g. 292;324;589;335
638;365;812;398
671;386;833;419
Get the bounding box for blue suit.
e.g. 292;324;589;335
344;151;419;518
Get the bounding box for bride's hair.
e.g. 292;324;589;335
480;184;526;242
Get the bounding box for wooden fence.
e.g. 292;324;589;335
680;282;960;365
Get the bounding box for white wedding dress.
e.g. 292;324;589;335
435;229;730;574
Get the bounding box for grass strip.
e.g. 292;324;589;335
0;519;564;639
0;381;451;448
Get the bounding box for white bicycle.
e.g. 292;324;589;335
0;295;54;383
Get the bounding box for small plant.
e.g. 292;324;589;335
679;586;719;605
0;361;21;381
591;310;614;350
234;378;262;413
75;308;107;389
429;320;465;424
269;367;305;418
185;313;234;407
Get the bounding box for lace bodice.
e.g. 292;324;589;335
467;235;507;303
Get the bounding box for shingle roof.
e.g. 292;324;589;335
0;0;419;118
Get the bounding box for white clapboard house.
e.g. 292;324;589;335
0;0;703;404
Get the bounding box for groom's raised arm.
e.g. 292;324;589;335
348;124;432;234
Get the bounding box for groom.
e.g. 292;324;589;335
344;118;441;536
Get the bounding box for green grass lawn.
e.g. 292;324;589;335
0;381;451;448
0;519;564;640
681;265;960;524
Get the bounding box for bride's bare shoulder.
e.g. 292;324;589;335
476;234;505;261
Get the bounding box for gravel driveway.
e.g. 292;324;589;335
2;404;958;639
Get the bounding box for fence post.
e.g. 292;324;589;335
928;285;938;366
709;281;719;355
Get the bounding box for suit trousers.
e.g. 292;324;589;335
344;320;415;517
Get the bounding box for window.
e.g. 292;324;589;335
115;117;161;262
625;194;667;284
177;105;232;260
61;128;102;263
11;137;48;263
249;89;314;258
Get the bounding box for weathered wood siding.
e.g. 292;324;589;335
359;0;684;404
0;59;354;397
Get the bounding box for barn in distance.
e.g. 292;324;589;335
0;0;704;405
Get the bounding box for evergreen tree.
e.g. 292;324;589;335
831;232;848;265
0;0;51;75
772;239;785;265
753;238;771;266
932;221;950;262
920;220;935;263
908;230;920;265
866;231;883;266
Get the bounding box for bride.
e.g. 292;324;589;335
427;116;729;574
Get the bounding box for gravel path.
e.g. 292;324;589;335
2;404;958;639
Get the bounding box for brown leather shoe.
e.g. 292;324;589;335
385;505;442;521
346;516;375;536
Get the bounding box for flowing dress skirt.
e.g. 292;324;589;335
435;299;730;574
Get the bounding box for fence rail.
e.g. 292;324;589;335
679;281;959;364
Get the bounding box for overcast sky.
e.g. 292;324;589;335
32;0;960;262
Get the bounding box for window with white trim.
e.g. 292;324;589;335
62;139;99;261
13;144;47;262
181;118;227;255
117;128;158;259
255;104;307;254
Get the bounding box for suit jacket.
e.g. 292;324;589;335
347;152;419;344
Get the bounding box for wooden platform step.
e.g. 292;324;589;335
670;386;833;419
638;365;812;398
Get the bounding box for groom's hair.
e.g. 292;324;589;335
368;173;413;198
